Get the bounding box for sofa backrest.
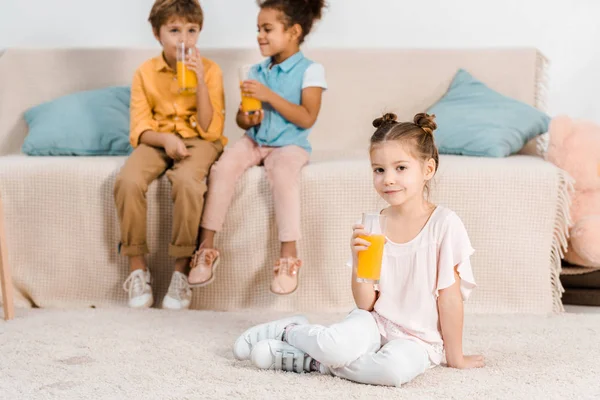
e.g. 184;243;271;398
0;48;546;156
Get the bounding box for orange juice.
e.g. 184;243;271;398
177;61;197;94
357;234;385;282
240;82;262;113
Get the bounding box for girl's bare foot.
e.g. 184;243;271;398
450;355;485;369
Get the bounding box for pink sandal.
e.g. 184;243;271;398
270;257;302;295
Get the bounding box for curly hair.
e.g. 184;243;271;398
257;0;327;43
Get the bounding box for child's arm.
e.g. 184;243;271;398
351;261;378;311
242;81;323;129
195;81;213;132
350;224;378;311
138;131;165;147
438;266;485;369
186;50;225;141
139;131;189;161
130;69;159;149
129;69;188;160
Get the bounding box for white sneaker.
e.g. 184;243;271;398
233;315;309;361
251;340;329;374
123;269;153;309
162;271;192;310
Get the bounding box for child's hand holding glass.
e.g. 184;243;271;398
238;65;265;114
351;223;370;259
176;42;200;95
352;213;387;284
240;80;272;103
237;105;264;128
183;46;205;82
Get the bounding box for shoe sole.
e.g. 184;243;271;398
129;294;154;309
270;270;300;296
161;295;191;310
251;340;308;372
233;315;309;361
188;256;220;288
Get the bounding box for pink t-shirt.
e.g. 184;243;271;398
348;206;476;365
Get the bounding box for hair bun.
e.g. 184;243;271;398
372;113;398;128
414;113;437;135
304;0;326;20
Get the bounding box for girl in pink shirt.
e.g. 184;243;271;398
231;112;485;386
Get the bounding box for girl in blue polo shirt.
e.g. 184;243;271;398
188;0;327;295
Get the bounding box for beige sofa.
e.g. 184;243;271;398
0;48;571;315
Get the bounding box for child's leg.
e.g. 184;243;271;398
262;145;309;294
115;144;169;309
233;315;310;361
188;136;262;287
114;144;170;270
280;241;297;259
286;309;381;369
165;137;223;266
198;226;216;251
199;136;263;248
330;339;430;387
160;138;222;310
262;145;310;257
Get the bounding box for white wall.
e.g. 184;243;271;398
1;0;599;122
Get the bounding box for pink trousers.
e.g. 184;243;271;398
201;135;309;242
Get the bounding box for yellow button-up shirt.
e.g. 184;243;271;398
129;54;227;148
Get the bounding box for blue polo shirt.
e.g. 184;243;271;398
246;52;327;153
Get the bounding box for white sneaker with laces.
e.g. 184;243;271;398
251;339;329;374
162;271;192;310
123;269;153;309
233;315;309;361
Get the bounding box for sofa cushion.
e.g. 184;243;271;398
427;69;550;157
23;86;132;156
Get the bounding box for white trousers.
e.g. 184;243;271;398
287;309;431;387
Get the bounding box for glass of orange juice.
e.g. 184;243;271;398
238;65;262;114
176;42;197;95
356;213;387;284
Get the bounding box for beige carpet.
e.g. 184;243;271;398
1;309;599;400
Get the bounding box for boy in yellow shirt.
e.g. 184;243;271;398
114;0;226;310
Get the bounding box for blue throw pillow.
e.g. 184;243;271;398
23;86;132;156
427;69;550;157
